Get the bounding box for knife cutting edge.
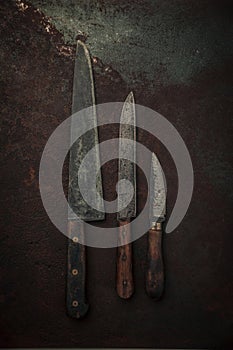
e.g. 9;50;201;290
67;40;104;318
146;152;166;299
116;92;136;299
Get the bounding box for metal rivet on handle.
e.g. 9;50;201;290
122;253;127;261
72;269;78;275
72;236;79;243
72;300;79;307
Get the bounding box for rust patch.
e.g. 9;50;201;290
23;166;36;186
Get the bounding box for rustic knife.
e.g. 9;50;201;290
146;152;166;299
67;40;104;318
116;92;136;299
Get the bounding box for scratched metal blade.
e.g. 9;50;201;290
68;41;104;221
150;153;166;225
117;92;136;220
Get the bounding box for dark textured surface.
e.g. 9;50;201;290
28;0;233;87
0;0;233;348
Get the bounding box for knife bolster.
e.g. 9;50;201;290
151;222;162;230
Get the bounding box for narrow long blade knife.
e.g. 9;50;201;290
116;92;136;299
146;152;166;299
67;41;104;318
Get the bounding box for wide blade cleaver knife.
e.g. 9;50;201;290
67;40;104;319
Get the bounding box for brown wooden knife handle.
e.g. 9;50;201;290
66;220;89;319
146;223;164;299
116;220;134;299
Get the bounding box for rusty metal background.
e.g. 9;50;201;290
0;0;233;348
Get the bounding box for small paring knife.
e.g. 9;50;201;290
116;92;136;299
146;152;166;299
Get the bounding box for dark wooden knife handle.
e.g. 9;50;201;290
67;220;89;319
146;223;164;299
116;220;134;299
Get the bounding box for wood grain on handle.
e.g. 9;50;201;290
66;220;89;319
116;220;134;299
146;223;164;299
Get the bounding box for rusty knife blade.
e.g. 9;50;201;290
117;92;136;220
150;152;166;225
68;40;104;221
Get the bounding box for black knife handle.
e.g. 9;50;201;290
146;222;164;299
67;220;89;319
116;220;134;299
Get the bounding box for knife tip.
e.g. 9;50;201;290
77;39;85;46
76;39;89;55
151;152;159;164
126;91;135;103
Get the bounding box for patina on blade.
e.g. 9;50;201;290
68;40;104;222
150;152;166;224
117;92;136;220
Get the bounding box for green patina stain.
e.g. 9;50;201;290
28;0;233;87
